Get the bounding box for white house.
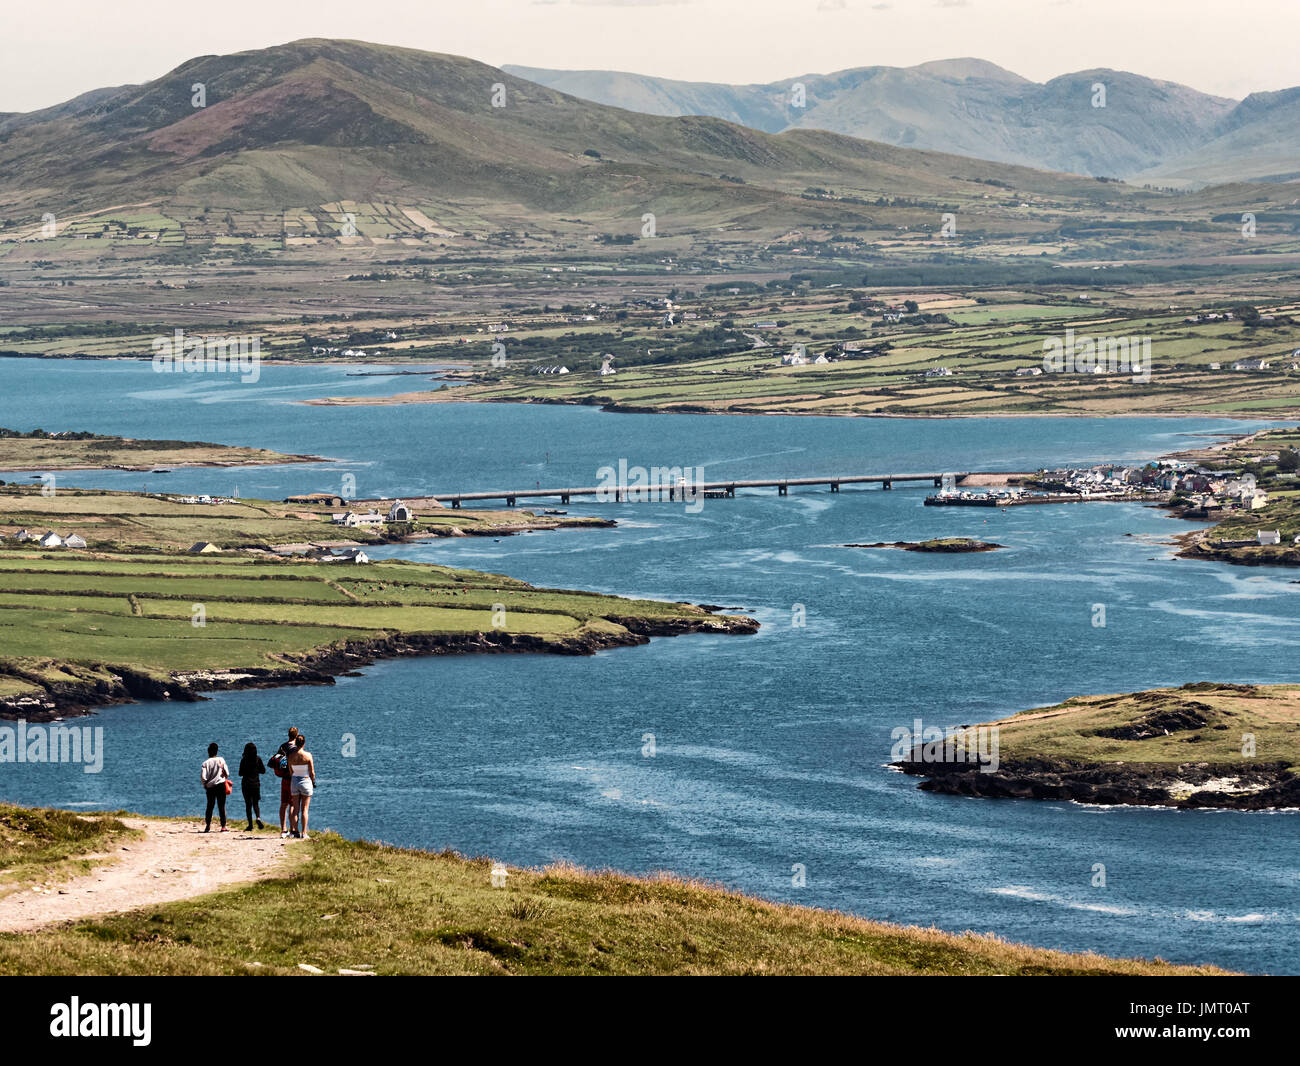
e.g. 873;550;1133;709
38;531;63;548
13;529;36;542
1258;529;1282;546
332;511;385;528
387;500;413;522
1015;366;1043;377
925;367;953;377
1232;358;1270;371
64;534;87;549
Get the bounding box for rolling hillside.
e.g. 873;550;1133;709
0;38;1153;237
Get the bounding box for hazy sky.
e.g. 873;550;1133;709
2;0;1296;112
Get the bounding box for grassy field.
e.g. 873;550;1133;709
0;810;1229;976
0;551;752;711
305;296;1300;418
0;806;137;893
0;486;609;551
970;683;1300;773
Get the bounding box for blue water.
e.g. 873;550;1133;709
1;357;1297;974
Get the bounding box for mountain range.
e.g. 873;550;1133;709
0;39;1147;237
504;59;1300;187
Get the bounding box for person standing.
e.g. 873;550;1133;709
200;742;231;833
238;742;266;831
272;727;299;838
288;735;317;840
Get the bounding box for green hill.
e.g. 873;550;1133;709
0;38;1157;233
0;805;1230;976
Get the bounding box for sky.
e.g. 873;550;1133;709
1;0;1296;113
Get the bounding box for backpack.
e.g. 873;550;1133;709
269;752;289;779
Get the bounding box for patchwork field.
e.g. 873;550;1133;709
303;297;1300;418
0;487;609;551
0;553;755;717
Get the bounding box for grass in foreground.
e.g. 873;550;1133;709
0;805;137;893
0;825;1230;976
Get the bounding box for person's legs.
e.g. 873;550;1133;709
279;780;291;834
216;787;227;829
204;787;216;831
299;793;311;838
253;796;263;829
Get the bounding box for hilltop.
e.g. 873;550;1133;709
0;805;1231;975
0;38;1165;236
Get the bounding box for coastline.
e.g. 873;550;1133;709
0;608;759;722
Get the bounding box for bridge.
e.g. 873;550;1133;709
421;472;976;508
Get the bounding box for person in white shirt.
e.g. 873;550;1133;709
288;736;317;840
200;742;231;833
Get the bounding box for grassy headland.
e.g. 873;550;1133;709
899;683;1300;808
0;551;754;718
0;807;1230;976
0;430;319;472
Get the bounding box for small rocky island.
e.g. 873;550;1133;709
845;537;1003;553
896;683;1300;810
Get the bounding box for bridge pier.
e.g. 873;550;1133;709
451;498;461;509
506;495;516;507
727;485;735;498
778;483;788;497
830;482;840;493
561;493;570;505
933;477;942;488
882;479;892;490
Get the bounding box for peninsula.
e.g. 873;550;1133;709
0;429;321;472
897;683;1300;809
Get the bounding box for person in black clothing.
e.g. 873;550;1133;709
238;742;266;831
200;742;230;833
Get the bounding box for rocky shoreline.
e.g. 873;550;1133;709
0;610;758;721
897;756;1300;810
844;538;1003;553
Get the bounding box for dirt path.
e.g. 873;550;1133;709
0;818;302;933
